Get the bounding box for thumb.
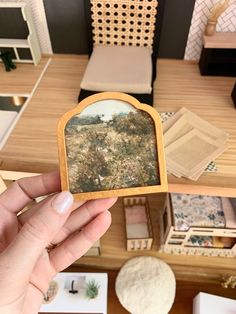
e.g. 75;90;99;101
5;191;74;275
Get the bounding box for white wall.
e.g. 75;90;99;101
184;0;236;61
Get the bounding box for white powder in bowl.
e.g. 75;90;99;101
115;256;176;314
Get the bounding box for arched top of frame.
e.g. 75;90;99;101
58;92;167;200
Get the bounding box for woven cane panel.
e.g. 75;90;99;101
90;0;158;49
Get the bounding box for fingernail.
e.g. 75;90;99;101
52;191;74;214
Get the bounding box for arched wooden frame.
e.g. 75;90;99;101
58;92;167;200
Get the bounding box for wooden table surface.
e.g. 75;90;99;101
0;56;235;197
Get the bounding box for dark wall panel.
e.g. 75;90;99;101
0;2;196;58
0;8;28;39
43;0;196;58
158;0;196;58
43;0;88;54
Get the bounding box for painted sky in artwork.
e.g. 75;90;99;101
78;99;136;121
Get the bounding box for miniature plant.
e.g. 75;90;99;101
85;280;100;299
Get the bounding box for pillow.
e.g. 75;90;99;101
80;45;152;94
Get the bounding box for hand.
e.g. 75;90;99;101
0;171;116;314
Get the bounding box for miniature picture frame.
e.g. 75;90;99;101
57;92;167;200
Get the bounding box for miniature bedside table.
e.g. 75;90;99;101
199;32;236;77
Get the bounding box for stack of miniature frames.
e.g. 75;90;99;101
162;107;228;181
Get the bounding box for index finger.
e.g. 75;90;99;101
0;170;61;213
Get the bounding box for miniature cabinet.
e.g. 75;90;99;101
199;33;236;77
161;193;236;257
0;2;41;65
123;196;153;251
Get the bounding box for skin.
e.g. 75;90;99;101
0;171;117;314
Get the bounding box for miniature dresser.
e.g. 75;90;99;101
161;193;236;257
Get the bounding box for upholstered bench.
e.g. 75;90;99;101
80;45;152;94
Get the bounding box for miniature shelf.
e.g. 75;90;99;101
0;39;29;48
0;2;41;65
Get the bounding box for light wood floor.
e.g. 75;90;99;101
0;56;235;196
0;58;49;95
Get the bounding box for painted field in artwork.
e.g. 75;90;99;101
65;100;159;193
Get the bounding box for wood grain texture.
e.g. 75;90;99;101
203;33;236;49
0;57;48;94
73;196;236;281
154;59;236;196
0;55;88;170
0;57;235;196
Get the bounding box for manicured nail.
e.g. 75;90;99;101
52;191;74;214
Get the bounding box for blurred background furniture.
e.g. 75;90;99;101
199;33;236;77
0;2;41;65
79;0;165;106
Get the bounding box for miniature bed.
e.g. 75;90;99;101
161;193;236;257
123;196;153;251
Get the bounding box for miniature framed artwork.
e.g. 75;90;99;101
58;92;167;200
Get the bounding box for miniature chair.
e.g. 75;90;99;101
79;0;165;106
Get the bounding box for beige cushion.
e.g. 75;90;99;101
81;45;152;94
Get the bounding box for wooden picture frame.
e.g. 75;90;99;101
58;92;167;200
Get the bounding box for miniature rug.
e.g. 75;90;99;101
115;256;176;314
160;112;217;173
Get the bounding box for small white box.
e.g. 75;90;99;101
193;292;236;314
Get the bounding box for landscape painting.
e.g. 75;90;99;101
64;99;159;194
